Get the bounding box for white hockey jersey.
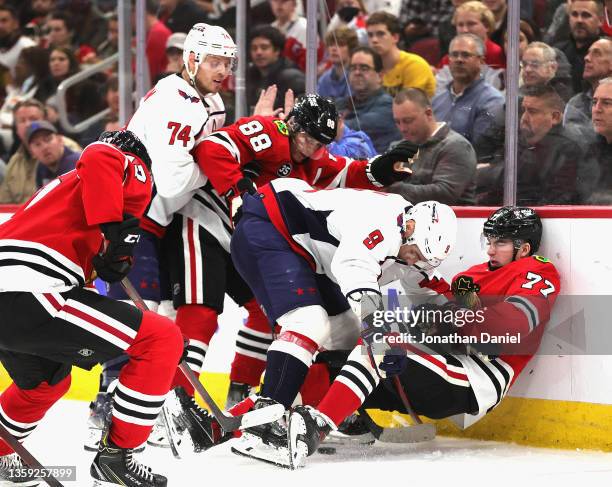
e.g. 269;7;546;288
258;178;416;299
128;73;227;237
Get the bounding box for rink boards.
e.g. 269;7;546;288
1;205;611;451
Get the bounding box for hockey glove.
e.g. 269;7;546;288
366;140;418;186
378;348;409;377
92;215;141;283
227;177;258;227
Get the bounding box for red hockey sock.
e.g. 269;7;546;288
109;310;183;449
299;363;331;407
317;381;363;427
229;299;271;386
0;377;71;456
172;304;218;395
227;395;256;439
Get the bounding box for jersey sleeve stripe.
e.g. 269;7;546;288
207;132;241;163
505;295;539;332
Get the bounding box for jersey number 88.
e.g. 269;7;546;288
239;120;272;152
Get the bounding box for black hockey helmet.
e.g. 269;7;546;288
98;130;152;171
483;206;542;254
286;94;338;145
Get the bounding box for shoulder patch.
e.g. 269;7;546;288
533;255;551;263
177;89;201;104
274;119;289;136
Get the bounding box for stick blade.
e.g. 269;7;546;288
376;423;436;443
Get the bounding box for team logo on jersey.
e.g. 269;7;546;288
274;120;289;136
277;163;292;177
177;89;201;104
78;348;94;357
534;255;550;263
451;275;481;296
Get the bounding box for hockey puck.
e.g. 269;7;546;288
317;447;336;455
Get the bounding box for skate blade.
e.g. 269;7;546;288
0;480;40;486
324;430;376;446
287;412;310;470
231;435;293;469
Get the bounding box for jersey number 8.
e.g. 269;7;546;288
239;120;272;152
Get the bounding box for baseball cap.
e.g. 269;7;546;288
26;120;58;143
166;33;187;52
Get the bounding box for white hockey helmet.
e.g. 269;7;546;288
403;201;457;268
183;23;237;83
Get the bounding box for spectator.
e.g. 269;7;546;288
326;0;369;46
76;74;119;146
432;33;504;146
317;27;358;102
440;1;506;69
564;38;612;129
521;41;573;101
554;0;603;93
95;13;118;60
44;10;95;64
328;114;377;159
158;0;209;33
362;0;401;16
269;0;323;71
336;46;401;152
0;5;36;78
584;77;612;203
246;25;305;114
160;32;186;79
365;11;435;98
545;0;572;46
502;18;539;60
44;46;79;104
0;99;80;203
481;84;582;205
482;0;507;47
386;87;477;205
400;18;442;66
63;0;107;49
142;0;172;81
398;0;454;39
0;46;52;153
27;119;79;188
24;0;56;40
438;0;471;56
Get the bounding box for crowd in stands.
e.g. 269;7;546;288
0;0;608;206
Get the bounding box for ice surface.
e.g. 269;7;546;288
22;400;612;487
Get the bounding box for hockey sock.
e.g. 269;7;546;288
100;355;129;393
261;331;318;408
0;377;71;455
317;347;380;427
171;304;218;395
109;310;183;449
298;363;331;407
229;299;272;386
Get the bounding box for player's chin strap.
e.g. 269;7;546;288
120;277;284;432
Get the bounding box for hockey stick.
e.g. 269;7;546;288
120;278;283;432
0;423;64;487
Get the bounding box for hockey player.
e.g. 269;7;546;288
286;206;561;468
193;93;417;407
223;178;457;464
86;22;262;452
0;131;184;486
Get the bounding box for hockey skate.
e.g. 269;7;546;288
164;386;231;453
231;398;292;468
90;433;166;487
287;405;334;469
325;412;375;446
0;453;40;486
84;392;113;451
225;381;252;409
146;414;170;449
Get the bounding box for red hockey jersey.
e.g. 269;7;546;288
0;142;152;293
452;255;561;386
192;115;377;196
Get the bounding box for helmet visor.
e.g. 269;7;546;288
293;131;326;160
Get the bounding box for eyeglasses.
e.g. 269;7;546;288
448;51;480;60
348;64;375;73
520;60;550;69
